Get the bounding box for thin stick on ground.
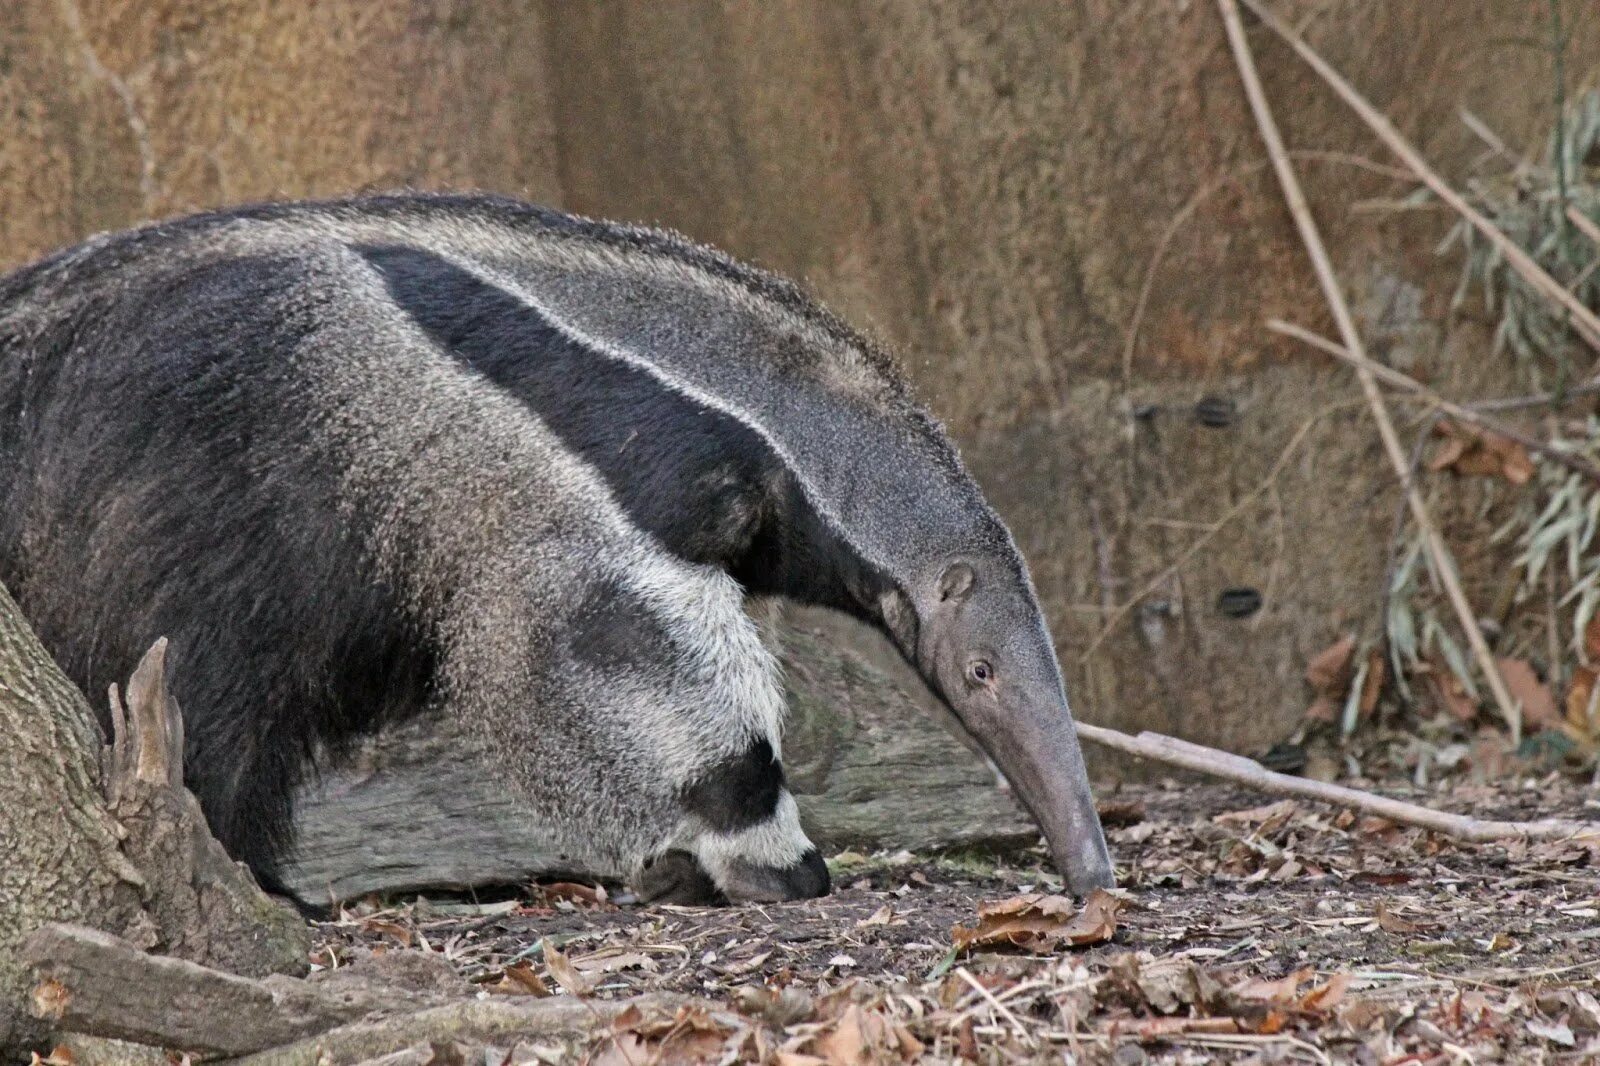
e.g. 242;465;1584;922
1268;317;1600;484
1074;722;1600;844
1216;0;1526;742
1236;0;1600;355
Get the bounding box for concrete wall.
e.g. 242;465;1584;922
4;0;1594;760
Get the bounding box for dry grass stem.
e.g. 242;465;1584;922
1267;317;1600;483
1237;0;1600;354
1217;0;1524;741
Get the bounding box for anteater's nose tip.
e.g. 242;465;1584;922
1065;849;1117;896
722;847;830;902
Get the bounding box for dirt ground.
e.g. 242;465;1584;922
310;777;1600;1064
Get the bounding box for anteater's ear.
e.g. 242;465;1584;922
938;562;975;602
878;587;918;651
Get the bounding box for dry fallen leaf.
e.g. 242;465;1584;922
485;960;552;997
774;1054;828;1066
1109;954;1227;1015
1496;657;1561;731
357;917;414;947
1306;635;1357;693
1567;666;1600;738
1429;420;1534;484
1359;648;1385;717
1527;1018;1577;1047
951;889;1123;952
591;1004;738;1066
1424;660;1479;722
1375;900;1431;935
572;949;658;975
804;1003;924;1066
1233;968;1313;1005
1214;799;1299;830
735;984;814;1028
543;941;594;996
856;904;894;928
1298;973;1351;1013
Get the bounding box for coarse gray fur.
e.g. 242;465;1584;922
0;227;820;903
0;192;1112;897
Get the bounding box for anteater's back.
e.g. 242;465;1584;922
0;208;617;876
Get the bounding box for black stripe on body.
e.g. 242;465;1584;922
679;737;785;832
565;580;675;673
356;244;887;614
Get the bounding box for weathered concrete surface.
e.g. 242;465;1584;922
4;1;1594;760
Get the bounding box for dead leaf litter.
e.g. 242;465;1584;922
312;778;1600;1063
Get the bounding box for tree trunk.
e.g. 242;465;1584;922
0;581;308;1056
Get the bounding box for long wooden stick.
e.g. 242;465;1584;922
1268;318;1600;484
1076;723;1598;843
1237;0;1600;354
1216;0;1525;742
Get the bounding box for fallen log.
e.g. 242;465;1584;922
24;925;362;1056
225;996;686;1066
283;621;1035;903
25;922;679;1063
1076;724;1600;843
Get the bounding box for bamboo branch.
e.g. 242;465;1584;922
1217;0;1525;742
1075;723;1599;844
1268;318;1600;484
1237;0;1600;354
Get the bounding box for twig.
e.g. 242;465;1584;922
1218;0;1525;742
1268;318;1600;483
1073;723;1600;844
1468;380;1600;412
1377;413;1442;668
1567;205;1600;250
1254;483;1285;631
1079;402;1357;663
56;0;159;209
956;966;1035;1047
1121;150;1416;385
1237;0;1600;354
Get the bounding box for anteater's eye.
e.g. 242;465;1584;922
967;660;994;685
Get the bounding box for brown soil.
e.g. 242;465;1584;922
309;778;1600;1063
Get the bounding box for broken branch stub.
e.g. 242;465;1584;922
126;637;181;790
100;638;311;979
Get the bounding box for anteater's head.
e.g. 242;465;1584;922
483;550;828;906
872;542;1113;895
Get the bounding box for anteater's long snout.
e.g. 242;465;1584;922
982;693;1114;895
